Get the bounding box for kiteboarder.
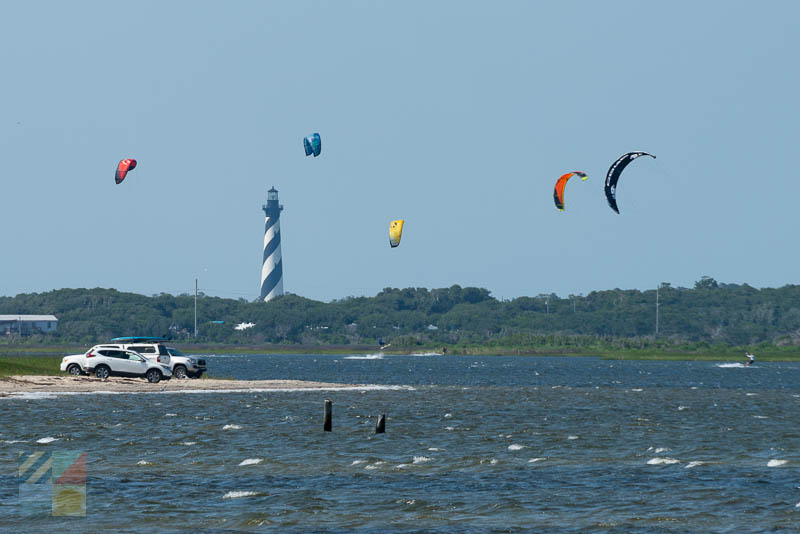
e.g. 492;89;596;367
745;352;755;366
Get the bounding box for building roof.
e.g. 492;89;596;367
0;315;58;322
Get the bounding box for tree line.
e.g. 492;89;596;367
2;277;800;349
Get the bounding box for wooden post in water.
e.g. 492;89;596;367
323;399;332;431
375;414;385;434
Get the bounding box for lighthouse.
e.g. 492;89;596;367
260;187;284;302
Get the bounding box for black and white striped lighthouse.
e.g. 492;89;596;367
260;187;284;302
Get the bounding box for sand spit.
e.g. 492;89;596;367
0;375;363;395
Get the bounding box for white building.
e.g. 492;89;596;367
0;315;58;335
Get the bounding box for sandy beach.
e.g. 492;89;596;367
0;375;364;394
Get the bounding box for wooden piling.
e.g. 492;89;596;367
375;414;385;434
323;399;332;431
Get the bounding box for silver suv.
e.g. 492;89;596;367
105;337;206;379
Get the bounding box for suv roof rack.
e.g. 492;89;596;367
110;336;170;342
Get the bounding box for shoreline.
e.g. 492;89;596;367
0;375;369;395
2;344;800;361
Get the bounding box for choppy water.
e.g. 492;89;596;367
1;355;799;533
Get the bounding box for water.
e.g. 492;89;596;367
1;355;799;532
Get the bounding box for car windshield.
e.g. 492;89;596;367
166;348;184;356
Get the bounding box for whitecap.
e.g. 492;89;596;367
444;413;452;418
36;437;58;444
181;441;197;446
351;460;365;465
678;406;688;411
365;461;386;470
427;447;444;452
223;491;258;499
1;440;27;444
567;435;579;440
746;393;757;396
654;447;670;453
165;413;178;417
631;388;643;392
238;458;263;466
344;354;383;360
413;456;431;464
137;460;152;465
223;424;241;430
508;444;524;451
685;461;705;469
528;458;546;463
445;426;455;431
768;459;787;467
490;458;498;465
394;464;410;469
647;457;679;465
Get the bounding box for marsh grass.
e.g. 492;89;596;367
0;356;63;377
2;344;799;364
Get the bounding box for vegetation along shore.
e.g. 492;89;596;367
2;280;800;367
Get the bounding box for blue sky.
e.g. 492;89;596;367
1;1;797;301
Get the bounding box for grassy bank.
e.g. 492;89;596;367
3;344;800;362
0;356;64;377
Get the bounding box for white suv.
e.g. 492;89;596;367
60;353;88;376
82;348;171;383
104;337;206;379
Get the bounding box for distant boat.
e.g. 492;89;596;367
234;322;255;331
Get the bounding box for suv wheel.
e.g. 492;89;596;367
146;369;162;384
67;364;82;376
173;365;187;379
95;365;110;380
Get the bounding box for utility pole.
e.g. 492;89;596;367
655;284;660;338
194;278;198;338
